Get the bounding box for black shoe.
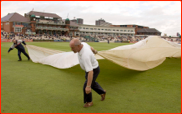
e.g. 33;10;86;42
18;60;22;61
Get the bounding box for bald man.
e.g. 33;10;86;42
70;38;106;108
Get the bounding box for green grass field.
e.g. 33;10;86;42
1;42;181;113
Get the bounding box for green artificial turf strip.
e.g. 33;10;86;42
1;42;181;113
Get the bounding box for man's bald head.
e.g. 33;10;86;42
70;38;81;46
69;38;82;53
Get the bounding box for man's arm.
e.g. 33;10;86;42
19;40;27;48
91;47;98;54
22;40;26;45
85;70;93;94
8;48;13;53
8;44;15;53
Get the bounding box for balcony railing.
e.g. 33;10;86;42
25;32;36;35
35;26;69;31
79;29;135;34
70;28;79;31
36;21;65;25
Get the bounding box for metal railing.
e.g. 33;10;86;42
79;29;135;34
36;21;65;25
70;28;79;30
25;32;36;35
35;26;69;31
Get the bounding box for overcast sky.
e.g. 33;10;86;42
1;1;181;36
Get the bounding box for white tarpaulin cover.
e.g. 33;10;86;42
26;36;181;71
26;45;79;69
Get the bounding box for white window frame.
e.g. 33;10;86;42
14;27;22;33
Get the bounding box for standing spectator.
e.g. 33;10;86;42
107;38;110;44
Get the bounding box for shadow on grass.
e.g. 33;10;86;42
60;59;144;86
97;60;145;86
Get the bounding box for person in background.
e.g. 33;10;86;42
8;39;30;61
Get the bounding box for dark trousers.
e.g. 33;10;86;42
83;66;105;103
18;49;30;60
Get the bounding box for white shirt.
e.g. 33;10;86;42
78;42;98;72
10;40;23;49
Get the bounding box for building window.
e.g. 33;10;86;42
6;22;9;25
131;30;133;32
40;16;44;19
90;28;93;30
22;23;29;27
124;30;126;32
83;27;85;29
113;29;115;31
128;30;130;32
15;27;22;32
26;29;31;32
16;22;21;25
